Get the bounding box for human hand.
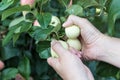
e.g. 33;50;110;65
47;41;94;80
63;15;107;60
0;61;4;70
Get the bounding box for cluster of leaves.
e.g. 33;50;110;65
0;0;120;80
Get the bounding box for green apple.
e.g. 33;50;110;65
67;39;81;50
51;40;68;58
49;16;61;27
65;25;80;39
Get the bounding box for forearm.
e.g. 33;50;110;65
98;36;120;68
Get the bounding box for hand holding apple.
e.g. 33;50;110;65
48;40;94;80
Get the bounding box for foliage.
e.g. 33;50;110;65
0;0;120;80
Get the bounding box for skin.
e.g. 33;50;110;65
47;15;120;80
63;15;120;68
48;41;94;80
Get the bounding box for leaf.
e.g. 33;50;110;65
96;62;119;77
50;24;61;33
36;41;51;59
1;68;18;80
0;0;14;11
108;0;120;36
66;5;84;16
2;30;14;46
116;71;120;79
57;0;69;8
18;56;31;80
2;5;31;20
2;21;32;46
20;22;32;33
9;16;24;27
77;0;99;8
1;43;20;60
30;27;53;41
13;33;20;46
12;21;32;33
35;60;49;76
36;13;52;29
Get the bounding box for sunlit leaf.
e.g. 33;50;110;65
2;5;31;20
66;5;84;16
36;13;52;29
30;27;53;41
0;0;14;11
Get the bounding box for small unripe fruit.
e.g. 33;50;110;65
96;8;101;15
65;25;80;39
67;39;81;50
0;61;4;70
50;16;61;27
33;20;41;27
20;0;35;8
51;40;68;58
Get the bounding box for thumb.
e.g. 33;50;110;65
47;57;60;70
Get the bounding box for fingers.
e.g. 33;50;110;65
47;57;60;70
0;61;4;70
63;15;90;28
68;47;82;58
51;40;68;57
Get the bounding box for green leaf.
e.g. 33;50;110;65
0;0;14;11
66;5;84;16
9;16;25;27
20;22;32;33
13;21;32;33
77;0;99;8
18;56;31;80
2;5;31;20
1;43;20;60
1;68;18;80
13;33;20;46
36;41;51;59
30;27;53;41
108;0;120;36
57;0;69;8
116;71;120;79
2;21;32;46
36;13;52;29
2;30;14;46
51;24;61;33
96;62;119;77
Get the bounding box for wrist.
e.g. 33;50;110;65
97;35;120;68
63;73;89;80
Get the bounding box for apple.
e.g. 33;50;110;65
96;8;101;15
49;16;61;27
33;20;41;27
65;25;80;39
51;40;68;58
67;39;81;50
0;61;4;70
20;0;35;8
